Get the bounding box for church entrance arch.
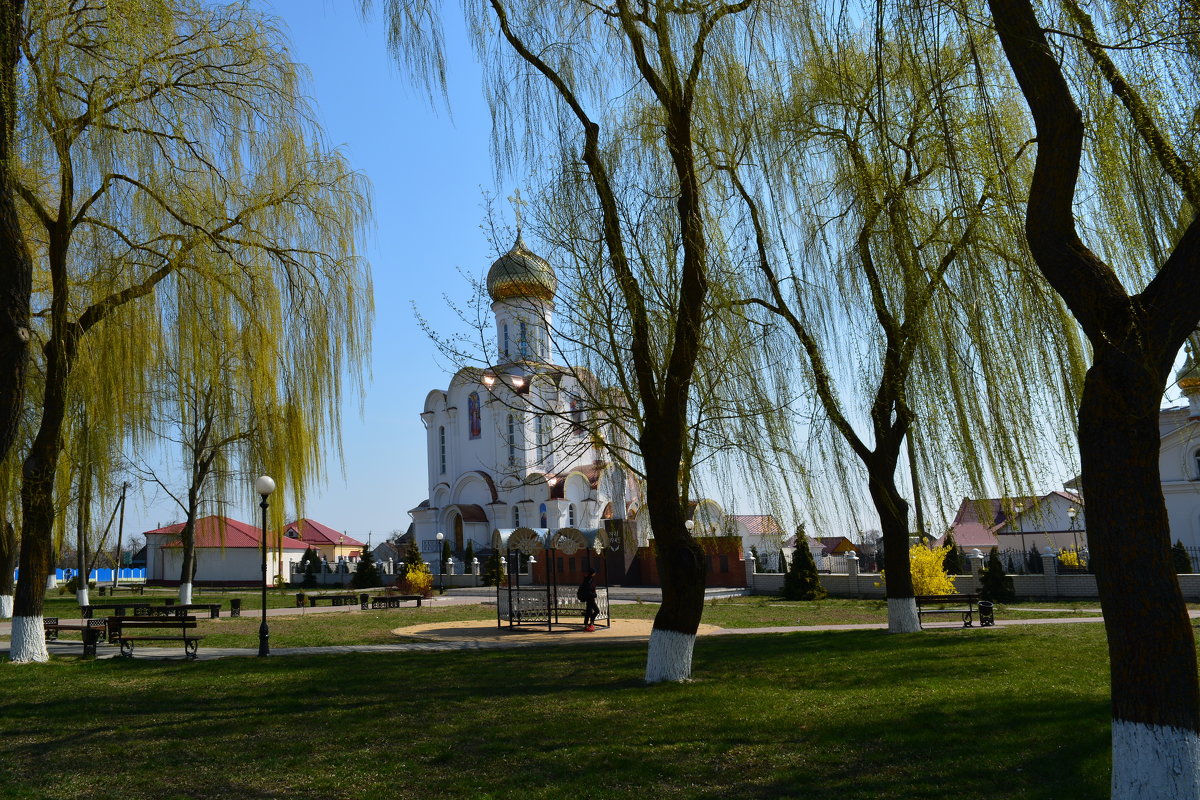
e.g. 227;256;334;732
453;514;464;554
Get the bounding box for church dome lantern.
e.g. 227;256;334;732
487;234;556;303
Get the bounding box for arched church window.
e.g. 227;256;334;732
513;506;521;527
507;415;517;466
519;321;528;359
539;503;548;528
570;399;584;434
535;416;545;465
468;393;481;440
568;504;576;526
1194;448;1200;479
503;323;509;358
438;426;446;474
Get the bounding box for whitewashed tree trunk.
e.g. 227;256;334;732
644;628;695;683
887;597;921;633
75;587;89;607
1112;720;1200;799
179;582;192;605
0;594;12;618
9;616;48;662
44;574;56;591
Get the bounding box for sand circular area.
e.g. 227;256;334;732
392;618;720;645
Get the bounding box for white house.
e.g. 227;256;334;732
144;515;306;586
1159;392;1200;550
944;491;1086;555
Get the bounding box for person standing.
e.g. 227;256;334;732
578;568;599;631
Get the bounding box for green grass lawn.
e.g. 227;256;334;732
2;595;1114;649
0;624;1115;799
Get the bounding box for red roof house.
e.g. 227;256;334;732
283;518;365;561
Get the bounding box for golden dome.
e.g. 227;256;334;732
486;234;556;302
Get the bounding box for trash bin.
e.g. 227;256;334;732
230;598;241;617
978;600;995;627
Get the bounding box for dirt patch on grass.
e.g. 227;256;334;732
393;618;721;645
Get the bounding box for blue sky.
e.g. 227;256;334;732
128;1;499;543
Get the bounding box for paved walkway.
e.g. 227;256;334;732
0;598;1140;661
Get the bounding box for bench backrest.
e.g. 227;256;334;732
915;594;978;602
107;615;198;630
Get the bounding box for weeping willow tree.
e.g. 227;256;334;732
8;0;372;663
134;257;367;605
380;0;806;682
970;0;1200;791
704;13;1082;631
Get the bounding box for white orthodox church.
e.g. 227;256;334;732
409;234;640;561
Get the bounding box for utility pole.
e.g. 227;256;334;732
112;482;127;588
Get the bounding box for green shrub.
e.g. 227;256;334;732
63;575;95;593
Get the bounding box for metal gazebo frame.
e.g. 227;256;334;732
493;526;618;630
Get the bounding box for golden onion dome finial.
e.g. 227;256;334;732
487;232;556;302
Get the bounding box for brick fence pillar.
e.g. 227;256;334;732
1040;548;1058;598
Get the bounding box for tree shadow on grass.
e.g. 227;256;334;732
0;627;1112;799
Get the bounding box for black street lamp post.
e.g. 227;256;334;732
256;475;276;657
436;531;444;592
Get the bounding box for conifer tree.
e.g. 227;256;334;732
351;547;381;589
979;548;1015;603
464;540;476;574
1026;544;1043;574
782;541;826;601
1173;541;1193;575
301;548;318;589
942;533;964;575
484;553;503;587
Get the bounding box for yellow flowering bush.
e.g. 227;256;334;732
909;544;957;595
1058;549;1082;568
398;562;433;597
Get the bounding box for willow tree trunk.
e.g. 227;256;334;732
11;229;74;662
988;0;1200;792
869;463;919;633
0;520;15;618
0;0;30;629
0;0;30;471
178;509;197;605
643;454;706;682
1083;347;1200;796
75;420;93;608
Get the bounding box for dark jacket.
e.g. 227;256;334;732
577;576;597;601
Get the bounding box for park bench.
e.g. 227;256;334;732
365;594;423;609
81;602;151;619
160;600;223;619
43;617;108;656
96;584;145;596
915;594;980;628
107;615;203;659
304;593;361;608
